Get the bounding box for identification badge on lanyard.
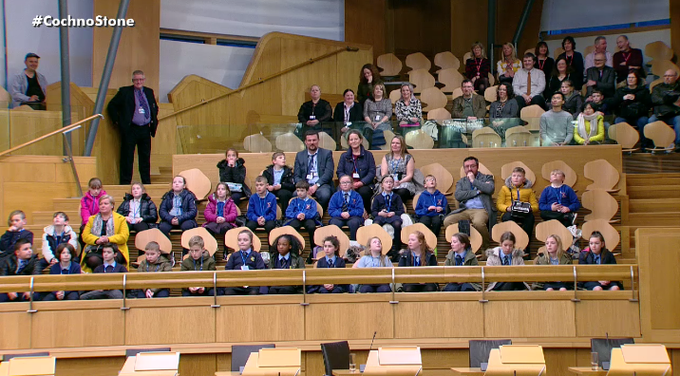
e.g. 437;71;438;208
138;107;145;115
375;115;381;121
241;265;249;270
352;172;360;178
309;115;316;120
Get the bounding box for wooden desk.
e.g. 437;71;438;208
567;367;607;376
450;367;484;376
215;372;243;376
333;369;361;376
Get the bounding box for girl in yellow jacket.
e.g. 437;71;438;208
497;167;539;256
574;102;605;145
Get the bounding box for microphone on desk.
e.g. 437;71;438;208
369;331;377;352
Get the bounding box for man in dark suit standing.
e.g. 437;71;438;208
293;130;335;208
585;53;616;101
107;70;159;185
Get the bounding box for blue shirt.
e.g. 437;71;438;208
465;191;485;209
326;256;336;266
169;194;183;217
454;250;467;266
273;168;284;186
594;254;601;264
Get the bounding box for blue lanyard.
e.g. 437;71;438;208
146;263;160;272
413;254;421;266
516;188;521;200
258;196;267;217
240;250;251;266
193;257;203;271
385;193;392;211
432;193;438;207
557;186;563;205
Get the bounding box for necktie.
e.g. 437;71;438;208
526;71;532;96
594;255;600;264
105;265;114;273
327;259;334;268
414;256;420;266
136;90;150;120
599;70;603;79
308;154;316;175
503;256;510;266
280;258;288;269
455;255;463;266
342;193;349;212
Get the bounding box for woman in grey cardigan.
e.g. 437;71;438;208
489;83;521;141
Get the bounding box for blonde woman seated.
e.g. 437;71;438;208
394;83;422;126
533;234;572;291
353;236;393;293
574;102;604;145
496;42;521;84
442;233;481;292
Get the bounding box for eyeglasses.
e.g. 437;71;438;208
340;181;352;185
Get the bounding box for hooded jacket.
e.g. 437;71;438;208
485;247;530;291
159;189;198;223
203;194;238;226
563;91;584;119
180;250;216;271
117;193;158;224
137;254;173;294
217;158;252;197
444;248;481;291
415;189;448;218
41;224;78;262
80;189;108;227
263;164;296;192
496;176;539;214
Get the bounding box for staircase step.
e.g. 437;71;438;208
629;198;680;213
53;198;81;211
627;212;680;227
627;185;680;199
626;174;680;186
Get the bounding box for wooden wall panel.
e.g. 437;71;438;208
216;303;305;343
55;357;125;376
544;348;578;376
125;306;216;345
0;312;32;350
451;0;489;61
484;301;576;337
345;0;387;59
1;110;80;156
394;302;483;338
495;0;545;59
637;228;680;343
575;301;641;337
178;353;217;376
92;0;160;94
390;0;451;62
31;309;125;348
305;302;393;340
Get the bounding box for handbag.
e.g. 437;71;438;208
510;200;531;219
226;182;243;192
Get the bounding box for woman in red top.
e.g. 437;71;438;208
465;42;490;94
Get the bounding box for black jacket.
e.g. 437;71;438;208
117;193;159;224
159;189;198;223
217;158;251;197
0;230;33;254
0;254;39;276
297;99;332;125
107;85;159;137
263;165;296;192
333;101;364;123
650;82;680;118
398;250;438;267
585;66;616;98
614;84;651;120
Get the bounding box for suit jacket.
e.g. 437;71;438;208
107;85;159;137
451;94;487;119
585;66;616;98
293;148;335;187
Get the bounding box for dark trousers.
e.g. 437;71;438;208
373;216;402;250
515;95;546;112
272;188;293;213
443;283;477;291
245;220;276;233
231;192;246;206
329;216;362;240
182;288;215;296
359;284;391;293
288;219;317;247
0;293;34;303
418;215;443;237
158;220;198;237
582;281;622;290
224;286;259;295
317;286;345;293
355;185;373;213
120;123;152;184
136;289;170;298
205;222;234;257
127;221;151;233
492;282;527;291
268;286;299;294
393;188;413;207
42;291;80;300
540;210;576;228
402;283;438;292
501;212;535;255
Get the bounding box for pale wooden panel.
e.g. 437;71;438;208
178;353;217;376
152;103;177;168
484;301;576;337
2;182;82;226
1;162;56;182
305;351;326;376
125;306;216;345
92;0;160;94
305;302;393;340
394;302;484;338
636;228;680;342
4;110;71;156
56;357;126;376
216;304;304;342
31;309;124;348
0;312;31;350
575;300;641;338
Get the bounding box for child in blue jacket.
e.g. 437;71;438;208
246;176;278;233
539;169;580;227
415;175;448;238
328;175;364;240
284;181;322;246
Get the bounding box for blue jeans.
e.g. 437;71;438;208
614;116;649;149
648;115;680;145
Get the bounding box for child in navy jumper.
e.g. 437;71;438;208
307;235;348;293
284;181;321;246
42;243;82;301
371;175;404;253
0;210;33;258
224;230;266;295
80;243;128;300
328;175;364;240
415;175;448;239
246;176;278;233
539;169;580;227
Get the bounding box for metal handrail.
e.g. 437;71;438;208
0;114;103;158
